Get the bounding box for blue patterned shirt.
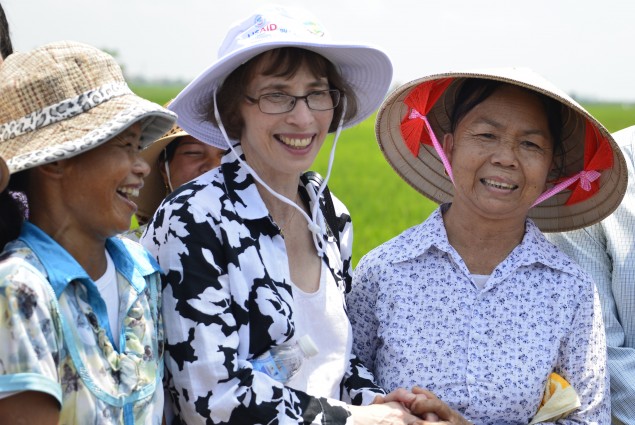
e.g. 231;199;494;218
0;222;164;425
548;125;635;424
348;206;610;424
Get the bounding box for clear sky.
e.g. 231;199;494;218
4;0;635;102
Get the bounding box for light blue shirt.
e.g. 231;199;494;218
548;125;635;424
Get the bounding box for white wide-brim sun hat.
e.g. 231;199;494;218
0;41;176;174
169;4;393;149
376;67;628;232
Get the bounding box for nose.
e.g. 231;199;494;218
134;154;151;178
491;139;519;168
286;97;315;127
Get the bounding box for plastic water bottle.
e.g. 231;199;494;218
251;335;319;383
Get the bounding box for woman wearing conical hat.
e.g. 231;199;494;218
348;68;626;423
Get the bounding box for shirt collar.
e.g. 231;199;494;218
389;204;583;277
19;222;159;298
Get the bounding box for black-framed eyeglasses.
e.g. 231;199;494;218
244;89;341;114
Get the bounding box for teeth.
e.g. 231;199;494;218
279;136;312;148
482;179;517;190
118;187;140;198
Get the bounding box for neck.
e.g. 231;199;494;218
443;203;526;275
30;206;108;281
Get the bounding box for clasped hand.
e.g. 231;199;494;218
372;386;472;425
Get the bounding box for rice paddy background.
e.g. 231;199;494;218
132;84;635;266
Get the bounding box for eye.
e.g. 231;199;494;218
263;93;291;104
181;150;204;156
521;140;544;151
477;133;496;140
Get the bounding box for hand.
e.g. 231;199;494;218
408;387;472;425
373;388;440;422
350;400;433;425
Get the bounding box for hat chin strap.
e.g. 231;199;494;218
213;89;346;257
163;157;175;193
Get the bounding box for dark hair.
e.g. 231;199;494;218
0;3;17;250
205;47;358;141
450;79;564;177
0;3;13;59
0;172;28;250
158;137;183;164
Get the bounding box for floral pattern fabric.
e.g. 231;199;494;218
140;146;383;425
0;222;164;425
347;205;610;424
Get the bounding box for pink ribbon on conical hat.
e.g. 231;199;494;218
532;120;612;208
400;78;456;186
407;108;455;185
531;169;601;207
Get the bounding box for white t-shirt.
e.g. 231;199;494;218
94;250;120;349
286;261;352;399
471;274;490;289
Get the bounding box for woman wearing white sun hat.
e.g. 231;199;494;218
0;41;175;424
347;68;627;423
140;4;433;425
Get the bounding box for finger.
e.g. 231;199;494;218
371;394;385;405
423;412;440;421
383;387;417;405
412;387;439;400
409;398;453;420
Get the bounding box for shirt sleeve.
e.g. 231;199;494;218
0;258;63;404
549;225;635;422
142;199;353;425
330;193;385;405
346;255;382;388
551;276;611;424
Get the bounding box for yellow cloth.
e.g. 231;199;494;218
529;373;581;424
130;213;140;231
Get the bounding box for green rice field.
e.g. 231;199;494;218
132;84;635;266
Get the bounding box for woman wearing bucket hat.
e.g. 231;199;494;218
125;119;225;241
0;41;175;424
347;68;627;423
140;4;431;425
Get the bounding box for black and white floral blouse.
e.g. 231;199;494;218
140;146;383;425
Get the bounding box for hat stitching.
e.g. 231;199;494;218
0;82;132;142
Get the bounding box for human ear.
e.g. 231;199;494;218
443;133;454;163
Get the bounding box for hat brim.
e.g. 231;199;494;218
169;41;392;149
134;130;189;222
376;68;628;232
2;93;176;174
0;157;9;192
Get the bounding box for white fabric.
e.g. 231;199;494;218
94;250;119;349
287;261;352;399
470;274;490;289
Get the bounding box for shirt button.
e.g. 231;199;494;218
467;375;476;385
